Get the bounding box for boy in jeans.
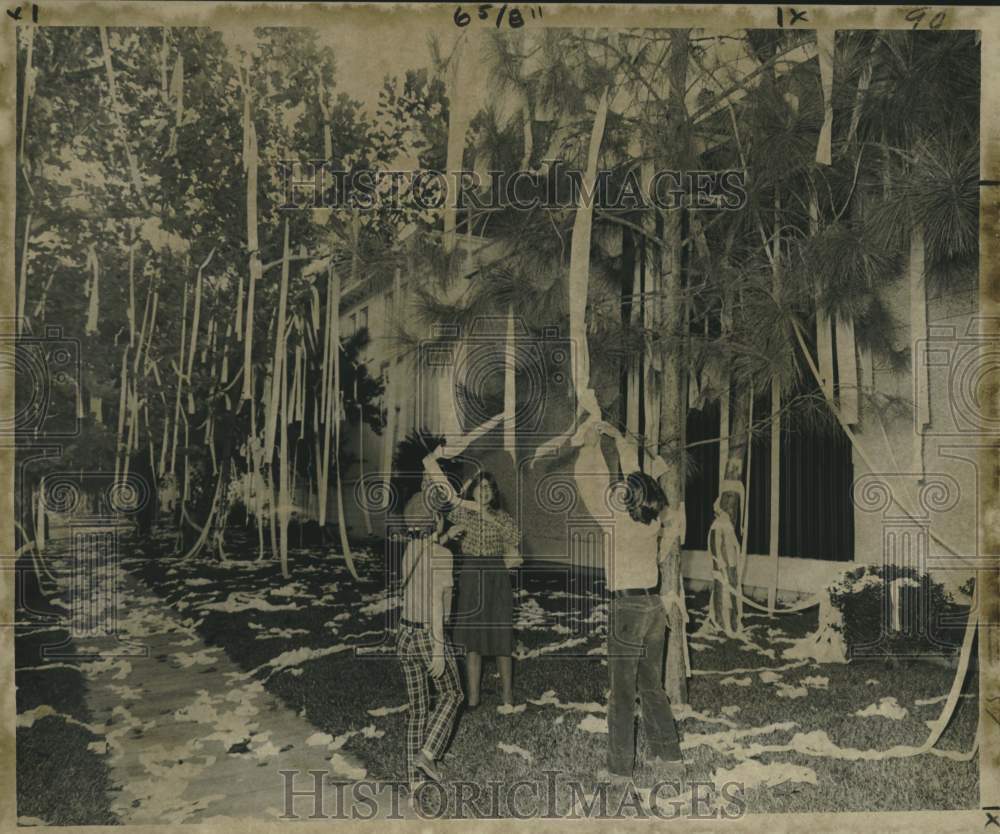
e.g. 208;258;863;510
570;419;684;780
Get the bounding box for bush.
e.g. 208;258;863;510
827;564;961;658
958;575;975;599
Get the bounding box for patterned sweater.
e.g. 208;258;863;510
447;506;521;557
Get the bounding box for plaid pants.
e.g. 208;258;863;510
397;624;462;785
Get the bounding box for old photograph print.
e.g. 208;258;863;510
5;3;996;829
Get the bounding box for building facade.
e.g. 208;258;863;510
332;235;979;601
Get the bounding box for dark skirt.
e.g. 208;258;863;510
451;555;514;656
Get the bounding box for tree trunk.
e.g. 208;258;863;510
317;265;332;526
19;25;34;169
443;33;475;255
657;30;691;702
655;28;689;503
268;221;292;574
240;67;260;403
910;223;929;480
170;282;188;475
331;266;360;579
17;211;31;336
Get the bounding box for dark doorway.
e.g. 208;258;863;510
684;384;854;562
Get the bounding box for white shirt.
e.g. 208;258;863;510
604;510;661;592
573;441;662;592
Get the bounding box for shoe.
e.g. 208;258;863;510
598;766;634;785
413;751;443;782
651;756;686;781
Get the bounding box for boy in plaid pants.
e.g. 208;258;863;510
396;492;466;789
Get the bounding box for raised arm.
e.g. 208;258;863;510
646;448;670;485
422;414;506;509
436;413;505;460
610;427;640;475
421;449;456;506
585;421;640;475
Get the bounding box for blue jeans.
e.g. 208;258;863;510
607;594;682;775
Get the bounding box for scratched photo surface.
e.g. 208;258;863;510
4;4;997;831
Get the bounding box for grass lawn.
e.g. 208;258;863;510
14;563;120;826
125;530;978;817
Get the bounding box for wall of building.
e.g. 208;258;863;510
332;236;980;600
850;278;979;598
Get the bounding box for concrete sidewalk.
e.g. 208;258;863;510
59;550;414;824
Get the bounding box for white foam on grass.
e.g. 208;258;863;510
199;592;300;613
498;742;534;762
108;684;144;701
513;636;591;659
255;627;312;640
527;689;606;713
358;594;401;616
855;697;908;720
329;752;367;780
174;650;218;668
269;582;307;598
737;728;949;762
673;704;739;728
249;643;356;679
368;703;409;717
712;760;817;791
81;657;133;680
695;659;809;677
681;721;799;754
16;704;100;732
736;635;777;659
578;714;608;734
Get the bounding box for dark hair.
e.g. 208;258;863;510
391;428;461;511
462;471;501;511
621;471;667;525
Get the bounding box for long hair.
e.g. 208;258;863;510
621;471;668;525
461;470;502;511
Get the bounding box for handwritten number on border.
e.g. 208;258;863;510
904;7;946;29
6;3;38;21
776;8;809;27
455;4;540;28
